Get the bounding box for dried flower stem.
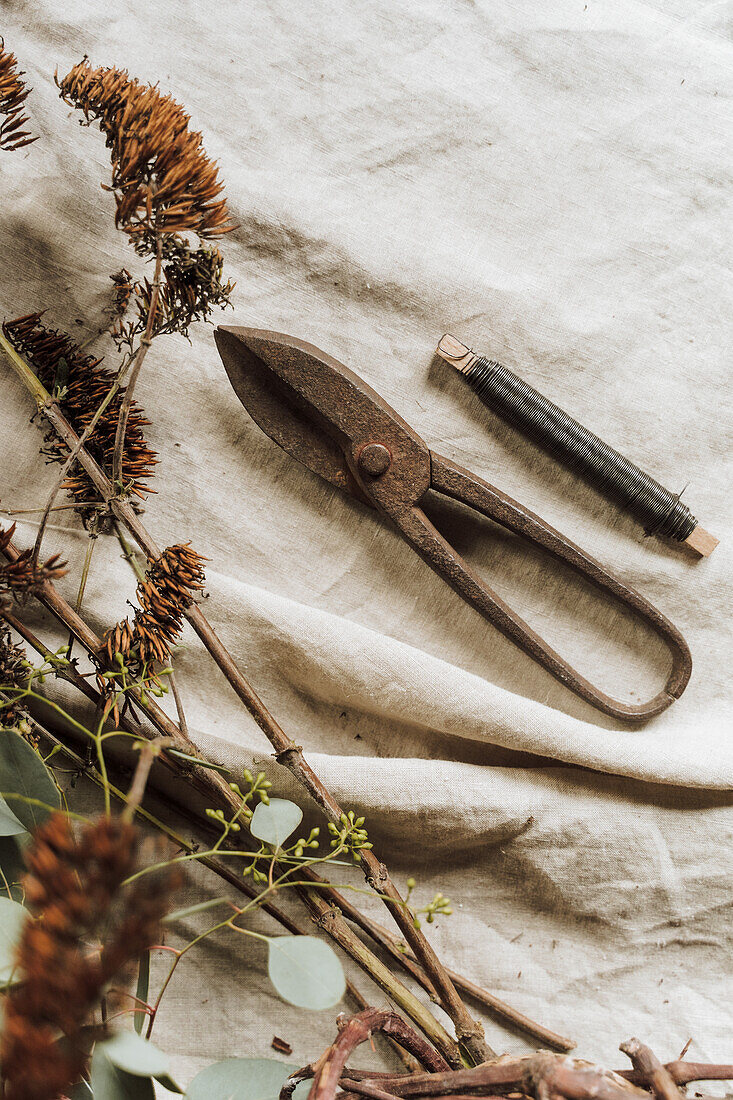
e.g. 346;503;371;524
168;670;189;738
112;235;163;484
0;352;490;1065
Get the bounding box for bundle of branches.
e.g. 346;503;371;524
286;1009;733;1100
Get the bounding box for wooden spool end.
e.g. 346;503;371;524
436;333;479;374
684;525;719;558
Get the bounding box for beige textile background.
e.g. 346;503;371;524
1;0;732;1089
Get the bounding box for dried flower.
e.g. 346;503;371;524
132;238;235;342
109;267;134;326
0;522;68;601
0;37;38;152
57;61;235;350
57;61;234;255
101;543;206;670
2;314;157;511
1;812;179;1100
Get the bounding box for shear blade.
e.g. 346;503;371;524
215;326;371;504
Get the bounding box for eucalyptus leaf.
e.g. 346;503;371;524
185;1057;298;1100
98;1031;170;1077
267;936;345;1010
0;895;27;986
250;799;303;849
0;731;60;829
91;1045;155;1100
0;795;26;837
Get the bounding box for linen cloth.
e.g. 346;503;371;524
1;0;731;1087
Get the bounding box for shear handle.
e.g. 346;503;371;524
388;451;691;722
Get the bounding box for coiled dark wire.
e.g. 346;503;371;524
464;356;696;541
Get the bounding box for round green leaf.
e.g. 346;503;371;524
186;1058;296;1100
0;731;60;829
0;796;26;837
267;936;345;1010
91;1045;155;1100
0;896;27;986
250;799;303;849
98;1031;170;1077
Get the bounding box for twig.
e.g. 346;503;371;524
619;1040;681;1100
114;520;146;581
112;235;163;484
168;670;189;739
301;1008;450;1100
329;1052;649;1100
618;1062;733;1087
123;738;173;821
1;352;490;1066
74;533;97;613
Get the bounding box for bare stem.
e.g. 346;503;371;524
168;671;189;739
112;236;163;484
74;533;97;612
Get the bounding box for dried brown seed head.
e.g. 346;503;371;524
2;314;157;516
57;61;235;256
1;812;179;1100
0;38;38;152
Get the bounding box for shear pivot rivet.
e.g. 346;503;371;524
358;442;391;477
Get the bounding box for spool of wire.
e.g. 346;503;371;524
437;334;717;557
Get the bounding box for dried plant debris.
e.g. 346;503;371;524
0;37;38;152
3;313;157;510
101;542;206;669
0;812;179;1100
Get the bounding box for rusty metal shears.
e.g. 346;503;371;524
215;326;692;722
